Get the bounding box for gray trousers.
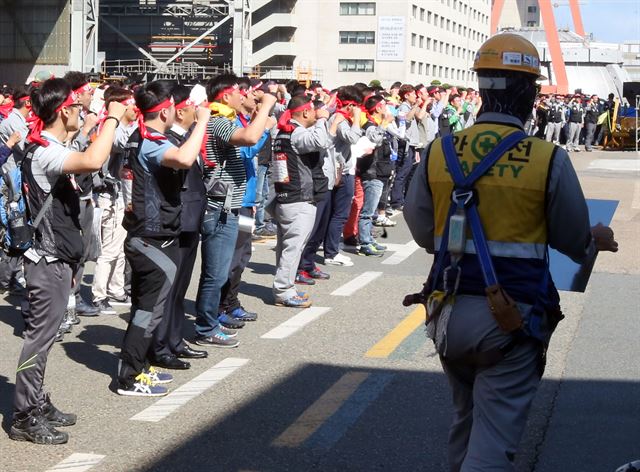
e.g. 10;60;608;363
438;296;542;472
567;122;582;150
273;201;316;302
14;258;72;416
584;122;597;150
545;122;562;143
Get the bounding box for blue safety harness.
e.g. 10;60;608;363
430;131;553;343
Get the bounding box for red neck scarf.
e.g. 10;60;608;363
27;92;77;147
0;98;14;119
277;101;314;133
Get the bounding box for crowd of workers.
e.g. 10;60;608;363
0;38;622;471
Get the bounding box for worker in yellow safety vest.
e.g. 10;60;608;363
404;33;619;471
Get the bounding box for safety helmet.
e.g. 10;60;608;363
473;33;544;79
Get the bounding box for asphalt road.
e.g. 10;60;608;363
0;149;638;472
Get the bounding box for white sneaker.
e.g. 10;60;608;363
324;253;354;267
373;215;397;227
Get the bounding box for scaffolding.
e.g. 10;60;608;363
99;0;251;76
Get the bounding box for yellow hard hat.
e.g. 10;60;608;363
473;33;544;79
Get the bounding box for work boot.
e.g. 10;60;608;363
42;394;76;427
9;407;69;445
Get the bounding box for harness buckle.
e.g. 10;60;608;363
451;189;475;208
443;265;462;295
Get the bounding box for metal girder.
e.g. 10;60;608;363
156;14;232;70
99;15;162;66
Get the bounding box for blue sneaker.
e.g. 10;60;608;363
144;367;173;384
117;373;169;397
218;312;246;329
275;295;312;308
373;241;387;251
229;307;258;322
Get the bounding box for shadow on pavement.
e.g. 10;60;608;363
136;363;640;472
247;261;276;276
0;301;24;339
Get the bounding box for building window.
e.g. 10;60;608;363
338;59;375;72
446;43;450;54
526;21;537;26
445;67;449;79
419;35;424;48
418;62;423;75
440;17;444;27
411;61;416;74
434;13;439;25
412;4;418;17
339;31;375;44
411;33;417;47
439;65;443;77
527;5;537;12
439;41;444;53
426;38;431;49
427;11;432;23
420;8;425;20
425;64;430;75
340;2;376;15
447;19;451;30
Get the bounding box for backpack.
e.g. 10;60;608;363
0;145;54;255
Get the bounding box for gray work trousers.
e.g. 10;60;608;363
584;122;597;150
438;296;542;472
14;258;72;416
545;122;562;143
273;201;316;302
567;122;582;150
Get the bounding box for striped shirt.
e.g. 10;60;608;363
204;116;246;210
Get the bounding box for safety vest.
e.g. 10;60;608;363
427;122;557;307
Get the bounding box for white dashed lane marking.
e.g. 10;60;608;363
45;453;105;472
382;241;420;265
331;271;383;296
261;307;332;339
130;357;250;422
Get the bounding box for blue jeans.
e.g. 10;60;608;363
324;174;355;258
195;207;239;336
254;164;269;230
359;179;383;245
390;143;415;209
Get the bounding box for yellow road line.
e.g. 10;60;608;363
272;372;370;448
365;305;426;358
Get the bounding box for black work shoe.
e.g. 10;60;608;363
76;299;99;317
175;344;208;359
42;395;76;427
10;408;69;445
152;354;191;370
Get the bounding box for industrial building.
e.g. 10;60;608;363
0;0;99;84
251;0;492;88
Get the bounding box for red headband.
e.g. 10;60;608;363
175;97;195;110
73;83;93;95
214;84;239;101
277;101;314;132
137;97;174;141
27;92;78;147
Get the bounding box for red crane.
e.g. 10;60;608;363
490;0;586;94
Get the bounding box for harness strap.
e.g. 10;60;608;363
429;131;527;291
